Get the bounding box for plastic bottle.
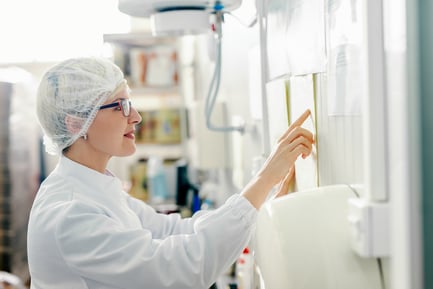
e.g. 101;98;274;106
129;158;149;202
147;156;169;204
236;247;253;289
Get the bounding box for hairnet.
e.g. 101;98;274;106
36;57;125;155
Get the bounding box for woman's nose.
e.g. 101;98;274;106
129;107;142;124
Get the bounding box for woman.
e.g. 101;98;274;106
27;57;314;289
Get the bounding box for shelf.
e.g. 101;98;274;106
103;32;178;48
130;85;180;97
132;94;182;111
135;143;184;159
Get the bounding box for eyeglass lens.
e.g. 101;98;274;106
121;99;131;117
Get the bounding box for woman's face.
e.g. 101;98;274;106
86;88;142;158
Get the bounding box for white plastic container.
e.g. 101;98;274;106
236;247;253;289
147;156;169;204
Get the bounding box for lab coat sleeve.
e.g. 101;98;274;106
125;193;207;237
55;194;256;289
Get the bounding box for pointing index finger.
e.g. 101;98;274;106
278;109;312;143
290;109;311;129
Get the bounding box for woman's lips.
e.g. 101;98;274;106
124;131;135;139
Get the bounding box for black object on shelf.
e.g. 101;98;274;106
175;159;199;211
0;82;12;272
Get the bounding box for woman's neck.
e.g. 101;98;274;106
63;142;110;174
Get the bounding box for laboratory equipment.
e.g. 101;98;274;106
118;0;242;35
118;0;246;133
255;185;384;289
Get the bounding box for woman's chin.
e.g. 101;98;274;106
116;145;136;157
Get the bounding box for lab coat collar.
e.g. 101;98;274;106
56;155;124;200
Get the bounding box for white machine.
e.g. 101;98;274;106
255;185;385;289
118;0;242;35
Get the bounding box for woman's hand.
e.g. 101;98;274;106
273;166;295;199
241;109;314;209
257;109;314;186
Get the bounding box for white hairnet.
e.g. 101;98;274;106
36;57;125;155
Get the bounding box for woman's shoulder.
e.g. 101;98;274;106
32;171;105;215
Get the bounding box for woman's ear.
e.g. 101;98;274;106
64;115;84;135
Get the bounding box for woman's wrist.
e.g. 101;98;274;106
241;175;274;210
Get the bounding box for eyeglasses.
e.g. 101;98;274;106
99;98;132;117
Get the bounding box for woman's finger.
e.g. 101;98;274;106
290;109;311;129
278;109;311;142
274;167;295;198
282;126;314;146
293;144;313;159
287;134;314;154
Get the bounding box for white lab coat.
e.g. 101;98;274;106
27;156;257;289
